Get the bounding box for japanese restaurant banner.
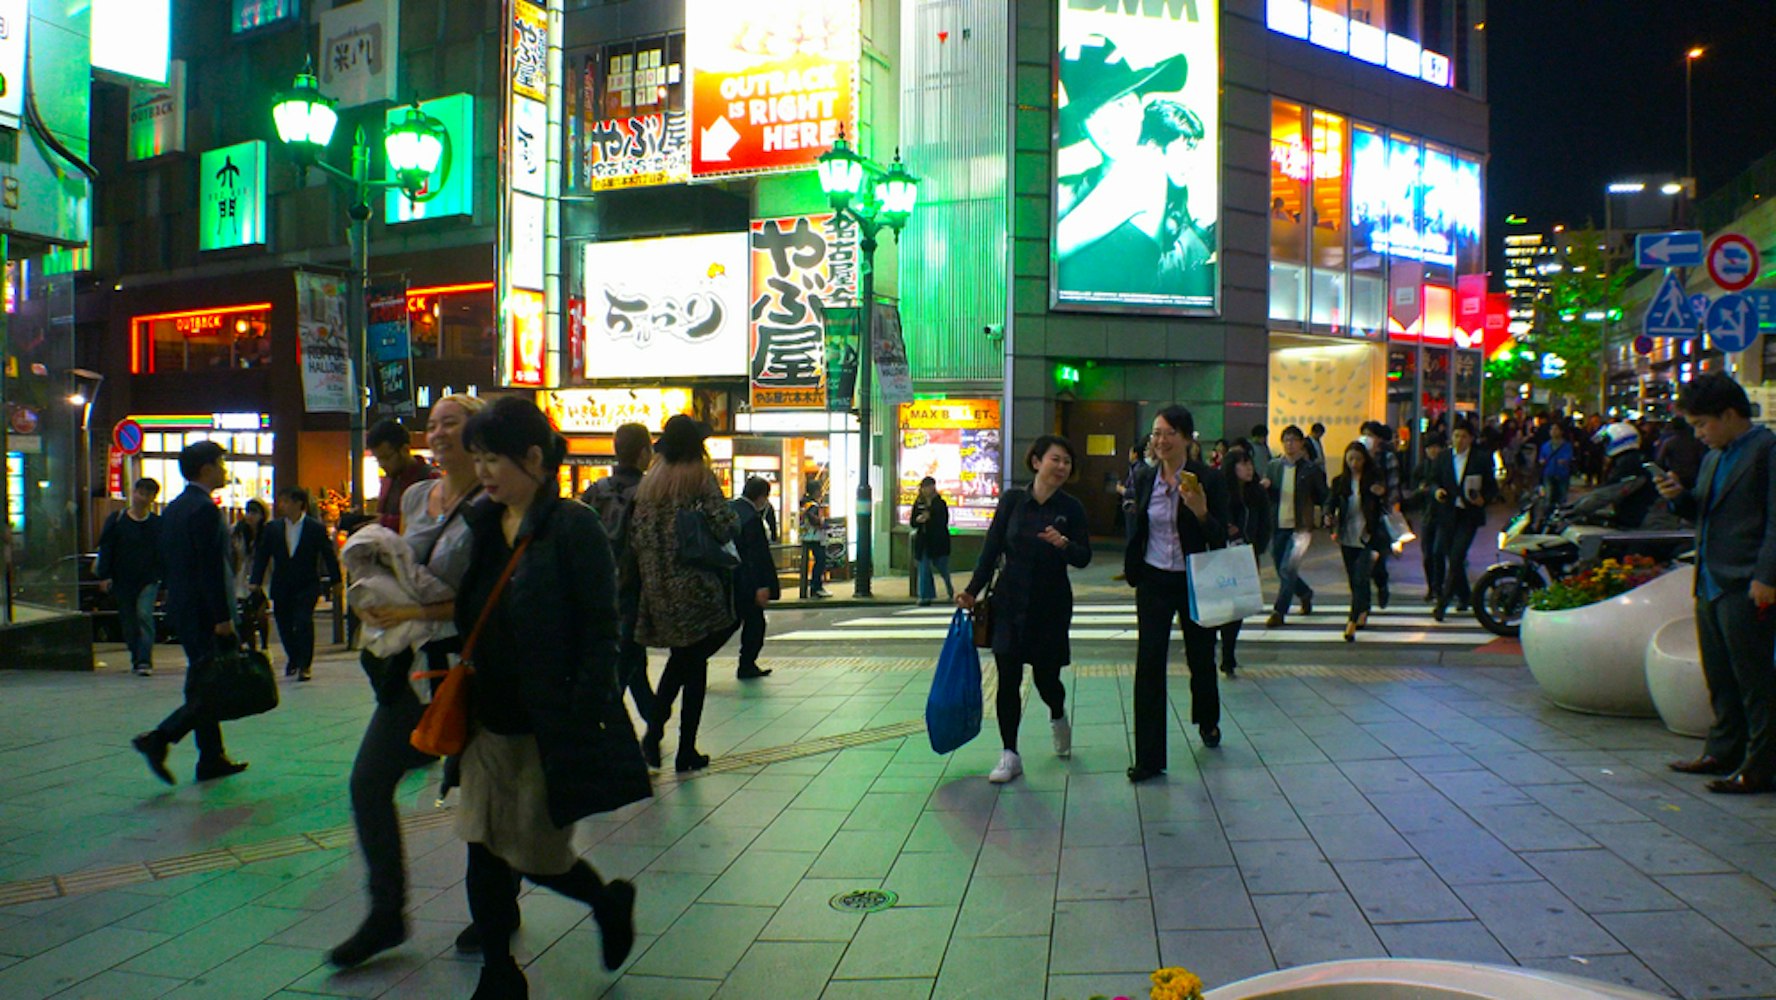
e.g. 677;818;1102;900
295;272;354;414
749;213;856;410
687;0;859;179
583;233;750;379
367;281;414;418
511;0;548;103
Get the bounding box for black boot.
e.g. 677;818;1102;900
327;910;407;968
470;957;528;1000
593;880;637;970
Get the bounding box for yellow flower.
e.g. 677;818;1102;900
1152;967;1204;999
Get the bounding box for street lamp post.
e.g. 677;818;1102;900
272;67;450;511
816;133;918;599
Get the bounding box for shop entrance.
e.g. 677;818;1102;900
1060;400;1137;537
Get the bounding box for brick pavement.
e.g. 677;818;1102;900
3;603;1775;999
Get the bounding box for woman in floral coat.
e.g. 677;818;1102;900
629;414;738;773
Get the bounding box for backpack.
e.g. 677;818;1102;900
583;470;639;557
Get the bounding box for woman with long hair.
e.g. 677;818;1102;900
454;395;638;997
231;499;270;650
1123;405;1229;782
630;414;739;773
958;435;1091;784
1217;446;1270;677
327;393;485;968
1327;441;1387;643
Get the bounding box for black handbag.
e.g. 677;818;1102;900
197;643;280;722
675;507;739;573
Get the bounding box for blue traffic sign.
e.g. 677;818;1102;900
1644;273;1699;339
1745;289;1776;330
1690;293;1712;320
1636;231;1704;269
1706;293;1758;353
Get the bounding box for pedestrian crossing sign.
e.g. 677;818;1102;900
1642;273;1699;339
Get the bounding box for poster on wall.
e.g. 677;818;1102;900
686;0;859;179
367;281;414;418
749;213;857;409
897;399;1002;532
583;232;750;379
1053;1;1219;313
576;36;690;191
295;272;354;414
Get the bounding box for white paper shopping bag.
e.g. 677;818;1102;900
1187;544;1264;628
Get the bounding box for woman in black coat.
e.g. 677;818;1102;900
453;396;643;998
1326;440;1388;643
910;476;954;606
1123;405;1230;782
1217;446;1271;677
958;435;1092;785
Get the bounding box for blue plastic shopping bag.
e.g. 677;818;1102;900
926;610;983;754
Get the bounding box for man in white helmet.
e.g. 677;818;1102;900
1594;420;1655;529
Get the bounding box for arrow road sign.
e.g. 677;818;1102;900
1707;233;1760;292
1644;273;1699;339
1635;231;1704;269
1707;293;1758;353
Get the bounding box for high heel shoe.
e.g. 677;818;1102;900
1356;612;1368;628
674;750;710;773
1343;621;1357;642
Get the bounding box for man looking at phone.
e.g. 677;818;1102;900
1431;420;1496;622
1657;375;1776;794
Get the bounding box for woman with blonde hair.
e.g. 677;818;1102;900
630;414;738;773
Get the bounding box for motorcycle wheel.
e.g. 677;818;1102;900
1473;565;1543;638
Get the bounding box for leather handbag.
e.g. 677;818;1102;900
675;506;740;573
198;643;279;722
970;575;996;649
410;538;530;757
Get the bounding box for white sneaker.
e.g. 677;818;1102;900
1052;716;1072;758
988;750;1023;784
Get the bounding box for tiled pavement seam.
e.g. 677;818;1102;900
7;651;1776;997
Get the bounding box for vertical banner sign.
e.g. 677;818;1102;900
367;281;415;418
199;140;268;251
872;304;914;408
687;0;859;179
824;307;859;411
295;272;355;413
107;447;126;500
1053;0;1220;313
508;289;546;387
501;0;551;388
748;214;858;409
511;0;548;102
319;0;397;108
511;95;547;196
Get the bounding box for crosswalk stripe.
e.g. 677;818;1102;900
827;613;1478;630
770;627;1493;645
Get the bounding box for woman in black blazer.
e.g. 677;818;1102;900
958;435;1092;785
1123;405;1230;782
1326;441;1387;642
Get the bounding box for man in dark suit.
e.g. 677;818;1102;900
729;477;781;680
1124;405;1230;781
1263;426;1327;627
1658;375;1776;794
131;442;248;784
1431;419;1498;622
250;486;341;682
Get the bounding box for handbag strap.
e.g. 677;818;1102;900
413;536;530;680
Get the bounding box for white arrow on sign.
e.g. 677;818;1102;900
1642;237;1681;264
701;116;740;162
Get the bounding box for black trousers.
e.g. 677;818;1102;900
349;646;444;915
155;622;224;761
1697;588;1776;779
465;842;608;963
735;604;767;673
995;654;1066;754
1341;544;1376;621
1133;569;1220;771
272;586;321;673
1434;516;1480;608
617;635;656;720
1369;546;1391;600
1216;621;1242;670
1418;515;1446;596
650;627;731;753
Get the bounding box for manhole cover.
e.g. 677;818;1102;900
829;888;897;913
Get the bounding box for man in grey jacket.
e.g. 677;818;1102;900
1657;375;1776;794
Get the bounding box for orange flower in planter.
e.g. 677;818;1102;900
1529;556;1671;613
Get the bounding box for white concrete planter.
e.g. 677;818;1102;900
1646;615;1712;738
1520;565;1693;718
1204;959;1667;999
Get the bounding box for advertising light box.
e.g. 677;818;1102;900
582;232;751;380
233;0;300;33
749;213;857;410
200;140;267;251
1350;130;1480;270
385;94;474;223
897;400;1003;533
0;0;26;130
687;0;859;179
1053;0;1219;314
92;0;170;84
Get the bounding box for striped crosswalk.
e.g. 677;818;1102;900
773;603;1498;646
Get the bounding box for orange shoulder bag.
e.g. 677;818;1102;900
410;537;531;757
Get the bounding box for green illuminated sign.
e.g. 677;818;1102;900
1056;364;1081;386
199;140;267;251
386;93;474;223
233;0;300;33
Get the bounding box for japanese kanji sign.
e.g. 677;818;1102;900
585;112;690;190
582;232;750;379
200;140;266;251
511;0;548;103
749;213;858;410
319;0;396;107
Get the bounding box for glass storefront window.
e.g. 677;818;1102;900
407;287;495;361
1270;100;1308;324
1310;110;1348;330
133;305;274;373
1349;122;1387;336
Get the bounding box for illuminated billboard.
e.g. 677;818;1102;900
92;0;170;84
385;94;474;223
687;0;859;179
750;213;857;410
1267;0;1452;88
1054;0;1219;313
1350;130;1480;270
582;232;751;379
898;400;1003;533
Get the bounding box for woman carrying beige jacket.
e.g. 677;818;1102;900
629;414;738;773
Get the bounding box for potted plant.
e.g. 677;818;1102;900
1520;556;1688;717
